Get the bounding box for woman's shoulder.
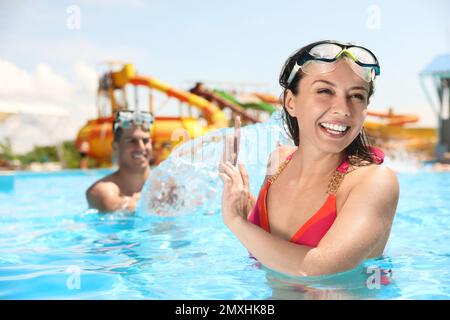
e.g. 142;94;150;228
349;163;397;182
266;145;297;175
343;146;396;195
344;163;399;206
270;145;297;161
335;163;399;224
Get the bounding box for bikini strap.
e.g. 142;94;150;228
326;146;385;195
268;152;348;189
326;157;350;195
268;147;384;195
326;170;346;195
267;152;294;185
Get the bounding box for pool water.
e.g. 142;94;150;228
1;167;449;299
0;117;449;299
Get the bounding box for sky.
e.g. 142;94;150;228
0;0;449;152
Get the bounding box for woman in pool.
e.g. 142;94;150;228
218;40;399;277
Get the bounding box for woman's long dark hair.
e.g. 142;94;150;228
279;40;377;165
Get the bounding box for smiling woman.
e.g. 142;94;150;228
219;40;399;277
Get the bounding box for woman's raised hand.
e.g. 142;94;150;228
218;117;252;226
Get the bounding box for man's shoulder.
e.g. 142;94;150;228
86;176;122;212
86;174;120;201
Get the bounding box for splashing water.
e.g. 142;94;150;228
382;145;429;173
138;112;293;216
138;112;431;215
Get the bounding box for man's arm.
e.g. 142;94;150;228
86;182;124;213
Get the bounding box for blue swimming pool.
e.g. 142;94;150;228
1;114;449;300
0;165;449;300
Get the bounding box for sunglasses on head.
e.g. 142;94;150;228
286;40;381;85
113;110;154;132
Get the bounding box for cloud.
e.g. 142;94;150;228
1;38;148;73
78;0;145;6
40;40;147;66
0;59;75;103
73;61;98;94
0;59;99;153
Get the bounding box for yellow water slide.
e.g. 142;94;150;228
76;64;227;166
114;64;227;130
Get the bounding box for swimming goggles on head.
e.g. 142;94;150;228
286;40;381;85
113;110;154;132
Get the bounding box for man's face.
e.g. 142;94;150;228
114;126;152;170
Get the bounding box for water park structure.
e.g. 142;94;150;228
75;63;278;166
75;61;439;167
420;53;450;161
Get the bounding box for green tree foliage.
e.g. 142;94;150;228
0;139;84;169
0;138;16;162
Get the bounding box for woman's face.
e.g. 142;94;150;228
285;58;370;154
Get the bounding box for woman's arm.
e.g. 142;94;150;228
223;165;399;277
302;166;399;275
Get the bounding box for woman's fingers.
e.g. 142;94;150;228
222;134;234;164
219;162;243;188
221;116;241;165
219;162;237;178
218;172;231;184
233;116;241;165
219;162;232;176
239;163;249;191
222;135;228;163
228;134;235;164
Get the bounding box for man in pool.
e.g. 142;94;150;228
86;110;154;213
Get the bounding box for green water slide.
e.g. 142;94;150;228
213;89;276;114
